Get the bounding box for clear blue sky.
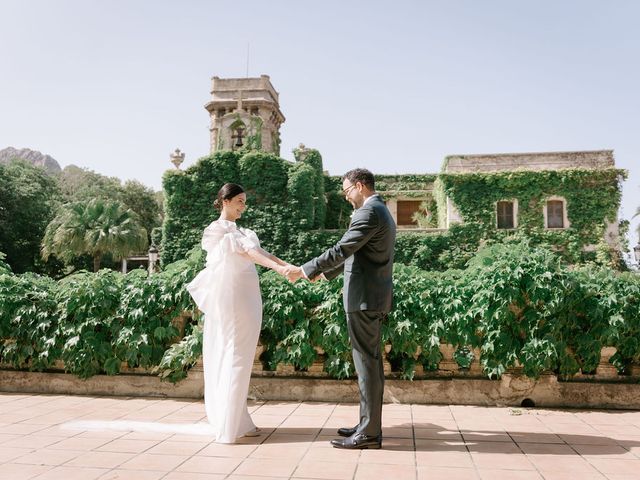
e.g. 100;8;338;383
2;1;639;245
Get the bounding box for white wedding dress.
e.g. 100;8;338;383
186;219;262;443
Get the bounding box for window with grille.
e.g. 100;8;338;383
546;200;565;228
496;201;515;229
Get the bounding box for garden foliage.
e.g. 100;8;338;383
0;247;201;379
2;241;639;383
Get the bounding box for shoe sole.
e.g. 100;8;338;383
332;443;382;450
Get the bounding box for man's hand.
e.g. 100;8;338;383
310;273;327;283
283;265;304;283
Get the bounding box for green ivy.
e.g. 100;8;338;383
2;242;640;382
161;149;328;265
375;174;438;192
438;168;626;254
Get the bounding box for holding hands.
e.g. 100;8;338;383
282;265;304;283
279;264;326;283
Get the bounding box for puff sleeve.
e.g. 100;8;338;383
201;221;259;255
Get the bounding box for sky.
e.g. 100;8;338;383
2;1;639;248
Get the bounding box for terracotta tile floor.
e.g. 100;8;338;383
1;393;640;479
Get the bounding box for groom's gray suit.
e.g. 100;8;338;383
302;193;396;436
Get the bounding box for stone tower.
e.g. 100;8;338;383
204;75;285;155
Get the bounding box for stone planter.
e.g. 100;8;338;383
469;347;483;375
383;344;393;374
437;343;458;373
596;347;619;379
275;363;296;375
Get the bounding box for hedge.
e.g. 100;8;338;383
2;241;639;383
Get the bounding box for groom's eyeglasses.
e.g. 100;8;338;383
342;184;356;196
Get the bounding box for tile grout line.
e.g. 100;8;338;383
505;426;545;480
454;405;483;480
411;403;418;480
223;400;307;479
564;410;610;480
288;400;327;480
55;397;194;479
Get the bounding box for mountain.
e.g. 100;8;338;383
0;147;62;175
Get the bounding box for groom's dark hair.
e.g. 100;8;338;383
343;168;375;190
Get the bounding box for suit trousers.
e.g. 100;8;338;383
346;310;385;436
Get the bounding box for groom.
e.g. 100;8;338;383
286;168;396;449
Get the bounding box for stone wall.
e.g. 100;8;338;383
2;345;638;409
443;150;614;173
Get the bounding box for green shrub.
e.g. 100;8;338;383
0;272;59;370
56;270;124;378
0;252;11;274
2;240;640;383
155;322;203;383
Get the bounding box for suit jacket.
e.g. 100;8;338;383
302;194;396;313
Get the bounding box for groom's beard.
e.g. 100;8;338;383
350;198;364;209
347;194;363;210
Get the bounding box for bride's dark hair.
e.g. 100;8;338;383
214;183;245;210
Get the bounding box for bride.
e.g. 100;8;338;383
187;183;291;443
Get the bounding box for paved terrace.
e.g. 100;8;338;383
1;393;640;479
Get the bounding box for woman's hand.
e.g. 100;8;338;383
279;264;304;282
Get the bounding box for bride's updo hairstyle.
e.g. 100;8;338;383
214;183;245;210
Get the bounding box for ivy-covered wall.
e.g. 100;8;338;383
438;168;627;262
161;148;627;271
439;169;624;232
375;174;437;193
161;149;328;265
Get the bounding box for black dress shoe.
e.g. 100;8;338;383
337;425;358;437
331;433;382;449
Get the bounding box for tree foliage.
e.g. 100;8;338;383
42;199;148;271
0;160;60;273
57;166;162;242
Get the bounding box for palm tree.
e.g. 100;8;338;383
42;199;148;272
